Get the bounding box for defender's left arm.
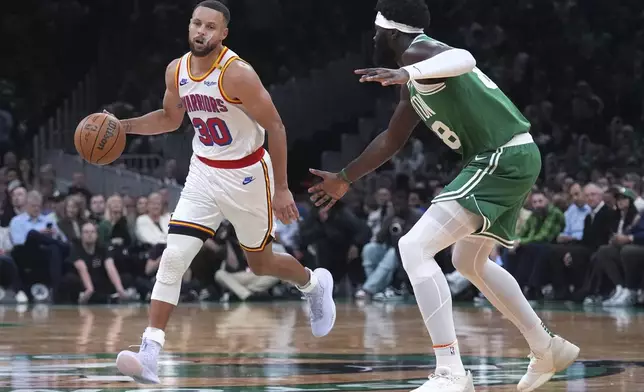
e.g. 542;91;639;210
356;41;476;85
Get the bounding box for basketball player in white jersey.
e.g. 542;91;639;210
113;1;336;384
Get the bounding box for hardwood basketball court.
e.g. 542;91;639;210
0;301;642;391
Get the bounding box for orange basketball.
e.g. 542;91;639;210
74;113;126;165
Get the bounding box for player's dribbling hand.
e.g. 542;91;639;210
308;169;350;213
273;187;299;225
355;68;410;86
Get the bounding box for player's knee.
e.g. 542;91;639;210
398;232;423;272
155;235;203;285
245;248;273;276
156;246;188;286
452;254;476;277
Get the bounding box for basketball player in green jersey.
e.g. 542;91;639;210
308;0;579;391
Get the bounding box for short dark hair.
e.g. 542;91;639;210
195;0;231;24
375;0;430;30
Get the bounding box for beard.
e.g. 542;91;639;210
533;207;549;217
189;40;217;57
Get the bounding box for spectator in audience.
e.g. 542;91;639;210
135;196;148;216
299;199;370;284
214;221;280;301
366;187;392;241
595;187;642;306
98;194;132;247
135;192;169;246
57;196;87;243
1;186;26;227
88;194;106;222
543;183;614;300
67;172;92;203
356;189;422;299
621;173;644;213
18;158;33;190
504;191;565;299
158;159;183;186
62;222;132;304
274;218;302;259
9;190;68;301
0;223;27;303
3;151;17;169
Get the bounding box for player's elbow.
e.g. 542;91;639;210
459;49;476;71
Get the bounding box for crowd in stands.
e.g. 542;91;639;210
2;0;644;310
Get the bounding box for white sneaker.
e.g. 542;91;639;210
15;291;28;304
116;339;161;384
412;366;475;392
304;268;336;337
517;336;580;391
611;288;635;306
602;285;624;306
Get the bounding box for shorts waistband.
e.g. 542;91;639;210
197;148;265;169
501;133;533;148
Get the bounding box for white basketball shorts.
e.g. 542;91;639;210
168;148;276;252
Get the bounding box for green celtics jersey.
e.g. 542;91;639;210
406;34;530;162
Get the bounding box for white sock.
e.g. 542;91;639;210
143;327;166;347
412;269;466;376
434;341;465;374
297;268;318;293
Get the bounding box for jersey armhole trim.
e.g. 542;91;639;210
174;58;182;91
218;56;243;104
187;46;228;82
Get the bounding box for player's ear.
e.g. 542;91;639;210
221;27;229;41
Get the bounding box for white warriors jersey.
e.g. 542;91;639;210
175;46;265;160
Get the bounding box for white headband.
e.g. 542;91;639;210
374;12;424;34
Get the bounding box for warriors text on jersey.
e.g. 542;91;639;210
176;46;265;160
406;34;530;162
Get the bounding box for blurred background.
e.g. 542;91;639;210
0;0;643;309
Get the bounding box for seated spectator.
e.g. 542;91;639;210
18;159;33;190
135;192;169;246
299;199;370;284
57;196;87;243
61;222;134;304
0;225;27;303
98;194;132;248
366;187;393;241
542;183;614;300
594;187;642;306
621;173;644;213
88;194;106;222
0;186;26;227
214;221;280;301
67;172;92;203
356;189;422;299
504;190;564;299
9;190;68;302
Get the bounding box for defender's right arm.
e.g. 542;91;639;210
342;85;420;183
121;59;186;135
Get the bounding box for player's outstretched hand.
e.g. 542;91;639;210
273;187;300;225
308;169;350;213
355;67;410;86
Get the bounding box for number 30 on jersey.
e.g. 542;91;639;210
193;117;233;146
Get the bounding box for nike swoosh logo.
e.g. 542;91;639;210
242;177;255;185
474;155;486;161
